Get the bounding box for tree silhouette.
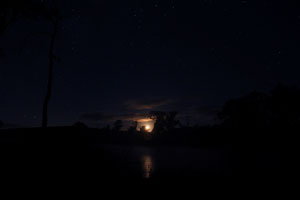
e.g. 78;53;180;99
219;85;300;129
219;92;270;129
72;121;88;129
0;0;62;128
165;111;180;131
113;120;123;132
42;2;62;128
0;1;64;128
149;111;180;134
140;126;147;133
0;0;38;34
270;84;300;128
128;121;138;133
0;120;4;129
149;111;165;133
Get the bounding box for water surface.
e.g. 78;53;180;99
99;145;232;178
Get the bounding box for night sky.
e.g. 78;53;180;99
1;0;300;128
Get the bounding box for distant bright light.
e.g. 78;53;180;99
136;118;155;132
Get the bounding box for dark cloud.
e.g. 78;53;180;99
80;112;148;122
125;98;173;110
80;97;221;127
196;106;220;116
172;104;221;126
194;106;221;125
80;97;174;126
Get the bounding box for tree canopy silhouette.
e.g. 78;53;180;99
270;85;300;128
148;111;180;134
0;0;46;56
0;0;43;34
219;85;300;129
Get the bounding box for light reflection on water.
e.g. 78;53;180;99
100;145;230;178
142;155;153;178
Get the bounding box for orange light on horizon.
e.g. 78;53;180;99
136;118;155;132
145;125;151;131
137;119;153;123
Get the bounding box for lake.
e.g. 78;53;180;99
97;145;234;178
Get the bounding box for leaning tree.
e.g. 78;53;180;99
40;1;62;128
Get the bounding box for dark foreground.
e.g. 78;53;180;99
0;127;296;192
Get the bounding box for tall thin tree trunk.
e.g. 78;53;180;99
42;19;58;128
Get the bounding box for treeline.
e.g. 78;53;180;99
73;84;300;134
